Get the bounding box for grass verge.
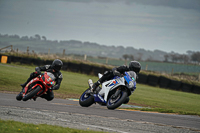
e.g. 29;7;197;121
0;119;104;133
0;63;200;116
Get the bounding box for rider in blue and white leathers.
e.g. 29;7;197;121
91;61;141;92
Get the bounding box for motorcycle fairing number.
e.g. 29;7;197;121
47;77;51;82
107;80;119;87
105;80;119;87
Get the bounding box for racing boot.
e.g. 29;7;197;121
91;81;101;94
33;97;37;101
20;77;32;88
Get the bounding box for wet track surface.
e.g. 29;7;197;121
0;93;200;133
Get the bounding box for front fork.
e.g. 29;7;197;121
112;88;121;99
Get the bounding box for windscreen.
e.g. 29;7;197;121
127;71;137;81
47;72;56;81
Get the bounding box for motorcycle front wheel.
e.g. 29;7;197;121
16;92;23;101
22;86;41;101
107;90;128;110
79;88;94;107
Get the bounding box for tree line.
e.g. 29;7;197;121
1;33;200;64
163;51;200;64
122;51;200;64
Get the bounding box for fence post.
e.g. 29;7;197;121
106;58;108;64
48;48;50;56
11;45;13;52
124;59;127;65
27;47;29;56
199;73;200;82
63;49;65;57
84;54;87;61
145;64;148;71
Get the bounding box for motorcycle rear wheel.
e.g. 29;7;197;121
79;88;94;107
22;86;41;101
107;90;128;110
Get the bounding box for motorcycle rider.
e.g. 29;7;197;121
91;61;141;93
16;59;63;101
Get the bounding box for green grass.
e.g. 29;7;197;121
0;63;200;116
0;119;104;133
128;84;200;115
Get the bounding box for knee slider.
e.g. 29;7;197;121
104;71;109;75
47;97;54;101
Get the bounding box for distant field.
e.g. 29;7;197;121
86;57;200;74
0;63;200;115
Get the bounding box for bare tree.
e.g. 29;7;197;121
170;54;179;62
42;36;47;41
123;54;129;65
164;54;169;62
191;52;200;63
183;54;189;64
137;53;143;61
35;34;41;40
129;55;134;61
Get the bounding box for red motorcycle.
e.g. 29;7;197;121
16;72;55;101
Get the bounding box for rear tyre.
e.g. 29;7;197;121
107;90;128;110
22;86;41;101
79;88;94;107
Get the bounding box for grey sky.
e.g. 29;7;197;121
0;0;200;54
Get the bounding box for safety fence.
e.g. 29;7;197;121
0;54;110;75
1;54;200;95
137;73;200;94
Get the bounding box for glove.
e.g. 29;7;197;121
113;70;121;77
50;85;59;90
49;86;54;90
35;70;41;75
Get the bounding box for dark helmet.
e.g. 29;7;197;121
129;61;141;73
52;59;63;71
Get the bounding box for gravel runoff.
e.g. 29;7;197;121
0;106;199;133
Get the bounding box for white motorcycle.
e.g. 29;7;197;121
79;71;137;110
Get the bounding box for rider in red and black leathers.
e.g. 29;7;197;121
91;61;141;92
17;59;63;101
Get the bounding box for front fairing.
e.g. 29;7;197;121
23;77;41;94
99;77;125;102
42;72;56;87
124;72;136;91
23;72;55;94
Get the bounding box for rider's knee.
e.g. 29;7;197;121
30;72;37;78
47;97;54;101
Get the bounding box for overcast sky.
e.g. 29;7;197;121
0;0;200;54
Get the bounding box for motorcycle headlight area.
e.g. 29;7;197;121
128;81;134;88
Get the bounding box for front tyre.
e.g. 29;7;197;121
107;90;128;110
123;97;130;104
16;92;23;101
79;88;94;107
22;86;41;101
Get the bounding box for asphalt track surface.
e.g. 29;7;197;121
0;93;200;133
